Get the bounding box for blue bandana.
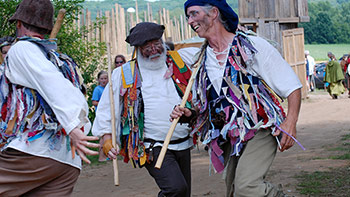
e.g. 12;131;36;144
184;0;239;33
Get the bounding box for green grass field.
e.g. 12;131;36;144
305;44;350;62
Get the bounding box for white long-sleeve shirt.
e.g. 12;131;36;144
92;51;197;150
178;36;302;98
4;40;90;169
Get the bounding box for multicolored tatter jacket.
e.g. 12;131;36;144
0;37;85;150
192;32;286;173
118;51;193;167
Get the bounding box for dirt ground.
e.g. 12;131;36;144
73;91;350;197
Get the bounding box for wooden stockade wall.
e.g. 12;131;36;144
74;2;196;59
239;0;310;98
239;0;309;54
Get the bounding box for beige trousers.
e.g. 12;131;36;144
0;148;80;197
223;129;283;197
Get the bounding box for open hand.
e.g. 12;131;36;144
69;127;100;164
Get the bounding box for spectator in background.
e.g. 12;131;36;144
92;70;108;110
114;54;126;68
305;50;316;92
324;52;345;99
0;36;14;64
340;54;350;97
165;41;175;51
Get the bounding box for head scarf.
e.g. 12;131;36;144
184;0;239;33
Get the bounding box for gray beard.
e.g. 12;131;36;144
137;47;167;70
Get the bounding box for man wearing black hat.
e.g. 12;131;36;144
0;0;99;196
171;0;303;196
93;22;196;197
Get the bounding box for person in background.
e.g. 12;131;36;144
324;52;345;99
92;70;108;110
340;54;350;97
165;41;175;51
114;54;126;68
346;54;350;98
0;36;14;64
305;50;316;92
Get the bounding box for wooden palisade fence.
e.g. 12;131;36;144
74;1;196;59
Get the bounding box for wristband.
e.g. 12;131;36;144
103;139;113;156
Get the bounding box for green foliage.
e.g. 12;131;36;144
0;0;107;123
300;0;350;44
0;0;19;37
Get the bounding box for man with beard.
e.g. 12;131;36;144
0;0;99;196
170;0;302;196
92;22;196;197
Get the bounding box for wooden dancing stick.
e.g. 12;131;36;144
50;9;66;39
155;50;205;169
107;43;119;186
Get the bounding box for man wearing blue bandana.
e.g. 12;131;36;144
171;0;302;196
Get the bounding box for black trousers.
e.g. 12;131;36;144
145;147;191;197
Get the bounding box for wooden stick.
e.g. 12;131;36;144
155;50;205;169
50;9;66;39
107;43;119;186
49;8;76;159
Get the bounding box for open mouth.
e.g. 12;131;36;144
192;25;200;32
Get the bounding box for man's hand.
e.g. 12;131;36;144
272;89;301;152
102;134;120;160
272;119;297;152
169;105;192;122
69;128;100;164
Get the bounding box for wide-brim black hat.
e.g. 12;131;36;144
126;22;165;46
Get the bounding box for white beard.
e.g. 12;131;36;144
137;46;167;70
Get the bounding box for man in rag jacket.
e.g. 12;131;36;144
171;0;302;196
0;0;99;196
93;22;198;197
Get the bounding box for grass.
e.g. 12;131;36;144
296;168;350;196
305;44;350;61
296;133;350;196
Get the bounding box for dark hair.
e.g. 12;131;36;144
165;41;175;50
22;22;50;35
0;36;15;53
114;54;126;64
97;70;107;79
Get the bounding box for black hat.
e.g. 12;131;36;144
126;22;165;46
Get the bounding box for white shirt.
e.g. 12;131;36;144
307;55;316;75
92;50;196;150
178;36;302;98
4;40;90;169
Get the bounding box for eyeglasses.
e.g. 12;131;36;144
141;41;163;53
115;61;124;64
186;10;200;21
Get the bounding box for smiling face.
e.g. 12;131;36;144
186;6;215;39
139;39;164;60
98;73;108;87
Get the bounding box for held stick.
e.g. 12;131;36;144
49;8;77;159
107;43;119;186
50;9;66;39
155;51;205;169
